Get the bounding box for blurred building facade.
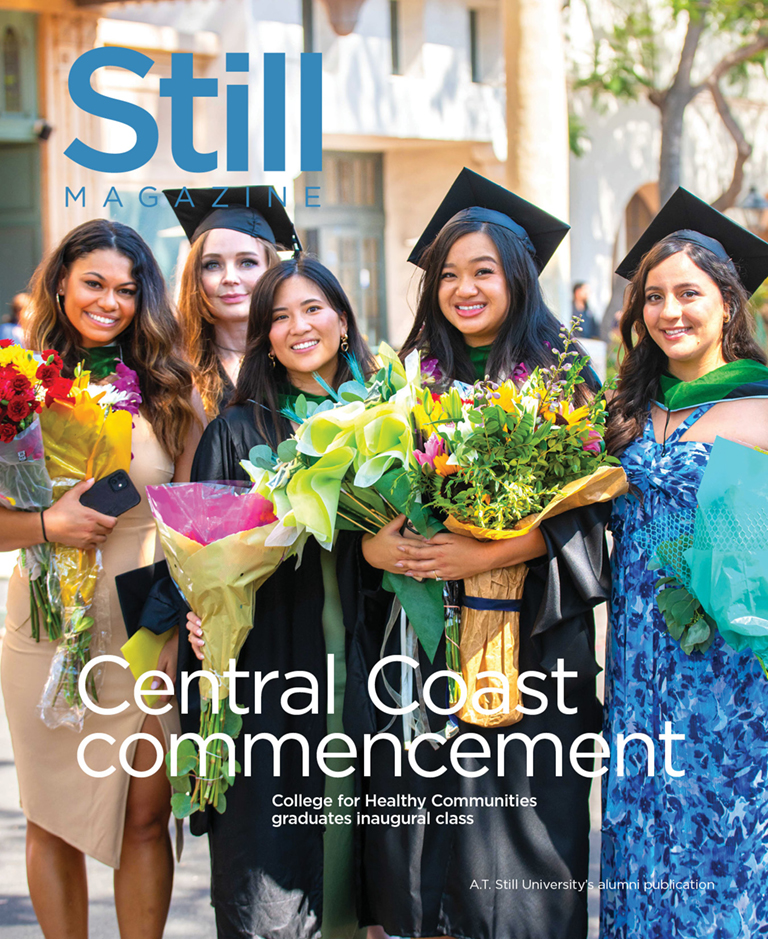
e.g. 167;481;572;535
1;0;767;340
0;0;101;312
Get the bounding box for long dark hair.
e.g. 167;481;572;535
233;256;377;444
26;218;198;460
606;236;766;455
400;216;598;401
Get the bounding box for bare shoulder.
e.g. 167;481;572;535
697;398;768;449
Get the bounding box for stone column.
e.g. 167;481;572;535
502;0;571;319
38;9;100;251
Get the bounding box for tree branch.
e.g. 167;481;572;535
670;1;710;104
709;80;753;211
693;33;768;95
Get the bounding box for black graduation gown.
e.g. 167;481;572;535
350;502;611;939
186;404;393;939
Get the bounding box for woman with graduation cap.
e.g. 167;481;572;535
356;169;612;939
183;255;392;939
602;189;768;937
165;186;301;418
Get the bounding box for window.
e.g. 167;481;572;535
469;9;481;84
3;27;21;112
390;1;401;75
295;152;387;343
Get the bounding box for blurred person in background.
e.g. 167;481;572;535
572;281;600;339
0;292;30;343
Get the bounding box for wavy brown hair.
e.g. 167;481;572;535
26;218;198;461
233;256;376;445
177;231;279;419
606;235;766;455
400;216;598;402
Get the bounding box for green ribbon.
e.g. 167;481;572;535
82;344;121;380
656;359;768;411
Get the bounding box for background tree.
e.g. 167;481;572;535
575;0;768;207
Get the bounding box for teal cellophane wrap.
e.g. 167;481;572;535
634;507;697;587
686;436;768;657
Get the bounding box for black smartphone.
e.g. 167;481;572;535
79;470;141;517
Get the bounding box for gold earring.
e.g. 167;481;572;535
268;351;276;368
341;334;349;353
724;311;731;324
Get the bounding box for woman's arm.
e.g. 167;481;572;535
394;528;546;581
0;478;117;552
361;515;546;581
172;390;208;483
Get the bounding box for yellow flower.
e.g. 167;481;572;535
559;401;591;426
541;399;590;426
413;399;452;436
496;381;520;413
0;344;39;384
434;453;459;477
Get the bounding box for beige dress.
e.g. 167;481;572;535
0;414;180;868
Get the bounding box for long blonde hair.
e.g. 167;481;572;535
177;231;279;419
26;218;198;462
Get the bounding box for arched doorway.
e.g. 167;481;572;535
600;182;659;339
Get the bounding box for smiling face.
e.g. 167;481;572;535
200;228;271;322
268;275;347;393
58;249;137;348
643;250;729;380
437;231;510;347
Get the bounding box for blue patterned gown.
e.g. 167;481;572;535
601;405;768;939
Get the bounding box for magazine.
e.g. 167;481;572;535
3;2;768;938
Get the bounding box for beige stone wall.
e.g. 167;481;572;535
502;0;570;317
382;141;504;348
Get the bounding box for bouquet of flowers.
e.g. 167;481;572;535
1;342;139;729
38;366;136;729
0;342;68;640
639;436;768;673
147;482;286;816
243;345;447;661
410;329;626;727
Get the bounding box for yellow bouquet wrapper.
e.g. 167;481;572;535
120;627;170;709
444;465;628;541
36;373;134;730
152;519;285;701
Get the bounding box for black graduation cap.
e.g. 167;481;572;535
616;187;768;296
408;167;570;272
115;560;189;639
163;186;302;252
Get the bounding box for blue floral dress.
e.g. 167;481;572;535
601;406;768;939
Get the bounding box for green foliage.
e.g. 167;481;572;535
576;1;661;103
248;444;277;471
166;700;244;819
575;0;768;105
654;575;716;654
569;112;591;157
414;321;620;531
